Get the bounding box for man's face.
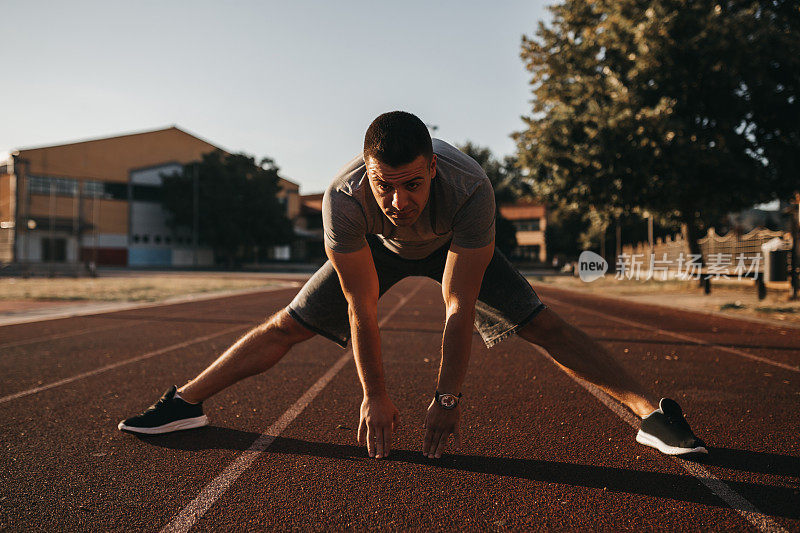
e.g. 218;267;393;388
365;154;437;227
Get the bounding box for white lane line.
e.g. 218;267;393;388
546;297;799;373
161;281;426;533
0;283;300;328
0;302;254;352
0;325;248;405
529;345;788;533
1;322;136;350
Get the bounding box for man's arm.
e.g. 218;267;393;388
423;241;494;459
325;244;399;459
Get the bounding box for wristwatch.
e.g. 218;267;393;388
434;390;462;410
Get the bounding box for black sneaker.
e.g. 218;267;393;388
118;386;208;434
636;398;708;455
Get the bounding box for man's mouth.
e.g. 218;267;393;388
389;210;415;220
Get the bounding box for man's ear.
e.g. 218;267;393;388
429;154;437;178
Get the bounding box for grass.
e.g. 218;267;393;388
0;275;282;302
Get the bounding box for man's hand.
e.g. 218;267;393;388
358;392;400;459
422;399;461;459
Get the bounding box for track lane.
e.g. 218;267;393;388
1;279;797;531
0;283;300;346
0;288;300;398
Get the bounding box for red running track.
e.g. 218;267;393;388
0;279;798;531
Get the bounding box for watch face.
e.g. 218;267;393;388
439;393;458;409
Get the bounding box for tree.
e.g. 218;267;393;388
515;0;800;262
458;142;533;256
161;150;294;266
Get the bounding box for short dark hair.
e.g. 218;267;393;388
363;111;433;167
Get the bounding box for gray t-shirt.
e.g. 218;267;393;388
322;139;495;260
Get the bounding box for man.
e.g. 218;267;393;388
119;111;707;459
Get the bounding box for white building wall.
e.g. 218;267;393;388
129;163;201;266
17;232;83;262
80;234;128;247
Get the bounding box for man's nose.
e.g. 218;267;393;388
392;190;407;211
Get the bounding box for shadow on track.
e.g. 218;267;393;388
135;428;800;519
691;447;800;479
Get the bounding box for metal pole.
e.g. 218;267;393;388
192;162;199;268
24;162;31;276
49;177;55;276
12;156;20;264
92;188;98;276
78;181;84;273
72;179;79;275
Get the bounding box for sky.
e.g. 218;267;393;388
1;0;551;193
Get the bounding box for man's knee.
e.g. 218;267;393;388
262;309;315;346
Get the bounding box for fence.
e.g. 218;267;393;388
620;227;790;276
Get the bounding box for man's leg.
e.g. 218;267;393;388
178;309;316;403
517;308;658;418
118;309;316;434
466;249;705;453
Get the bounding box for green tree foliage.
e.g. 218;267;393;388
458;142;533;256
515;0;800;257
161;150;294;266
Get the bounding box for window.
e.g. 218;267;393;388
105;182;128;200
142;235;149;243
83;181;105;197
28;176;78;196
513;245;541;261
273;245;291;260
154;235;162;244
514;218;541;232
165;236;172;244
29;176;50;194
82;180;127;199
133;234;141;243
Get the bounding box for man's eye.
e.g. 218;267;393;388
406;182;420;191
377;183;392;192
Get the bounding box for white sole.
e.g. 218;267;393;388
636;430;708;455
117;415;209;434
